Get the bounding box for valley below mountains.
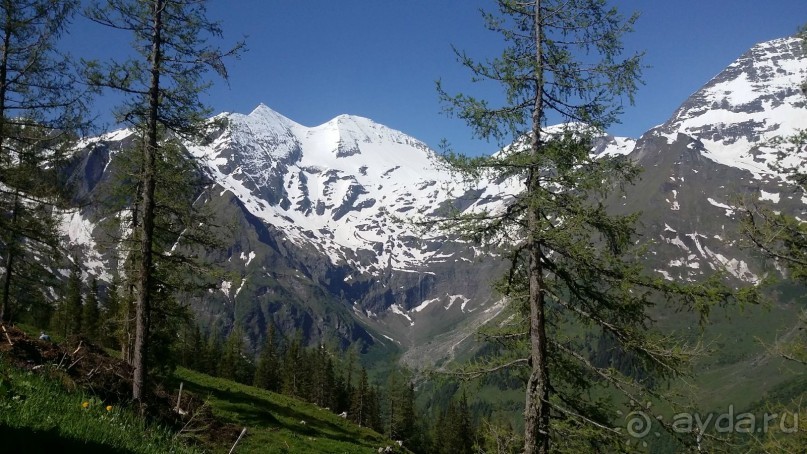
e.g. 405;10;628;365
63;34;807;373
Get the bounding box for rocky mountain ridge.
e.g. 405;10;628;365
61;34;807;366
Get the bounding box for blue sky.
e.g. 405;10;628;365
71;1;806;156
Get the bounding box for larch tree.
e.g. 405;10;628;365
0;0;85;323
435;1;756;452
84;0;243;403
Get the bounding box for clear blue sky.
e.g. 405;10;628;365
70;1;806;156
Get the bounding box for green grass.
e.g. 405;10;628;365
6;323;403;453
171;367;403;453
0;357;403;453
0;360;196;454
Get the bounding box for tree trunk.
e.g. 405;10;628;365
523;2;550;453
0;3;12;324
524;234;550;454
0;197;16;322
122;168;142;365
0;193;17;322
132;0;163;404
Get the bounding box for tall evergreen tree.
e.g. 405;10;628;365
435;1;756;452
84;0;243;403
178;321;204;370
367;384;383;433
0;0;85;323
281;331;306;398
64;262;83;336
433;393;476;454
100;274;121;348
253;322;279;391
333;348;357;414
51;261;82;337
93;139;217;368
385;371;417;443
219;326;254;384
201;328;223;376
350;367;371;427
309;344;336;408
82;278;101;341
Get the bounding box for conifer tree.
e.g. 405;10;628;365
218;327;239;381
367;384;383;433
178;322;204;371
92;138;219;367
281;331;306;397
219;326;254;384
50;260;83;337
386;372;399;438
350;367;371;427
82;278;101;341
385;371;417;443
0;0;85;323
100;275;121;348
202;329;222;376
334;349;356;414
84;0;243;403
399;382;417;444
64;262;83;336
253;322;279;391
309;345;336;408
433;393;476;454
435;1;756;452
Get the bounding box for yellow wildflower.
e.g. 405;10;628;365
81;401;89;409
106;405;113;412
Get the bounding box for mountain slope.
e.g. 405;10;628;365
656;36;807;177
625;35;807;284
59;34;807;369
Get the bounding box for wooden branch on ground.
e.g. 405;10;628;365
229;428;247;454
1;325;12;346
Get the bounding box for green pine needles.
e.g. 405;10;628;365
432;1;758;452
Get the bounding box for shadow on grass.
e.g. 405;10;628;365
0;425;132;453
174;377;380;447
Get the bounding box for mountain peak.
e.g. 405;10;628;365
320;113;391;137
329;113;373;124
247;103;300;127
654;34;807;177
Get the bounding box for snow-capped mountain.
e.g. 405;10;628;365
185;106;633;274
655;36;807;177
62;34;807;366
186;104;455;273
626;34;806;285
